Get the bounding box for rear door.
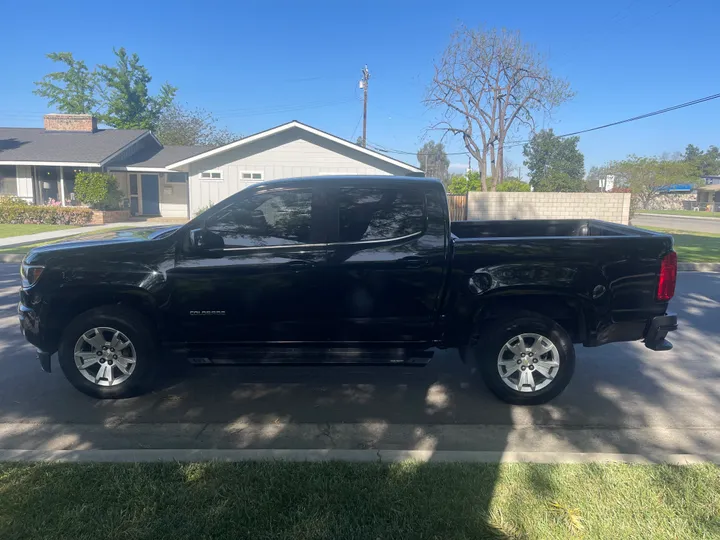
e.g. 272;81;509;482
167;185;330;344
323;184;448;344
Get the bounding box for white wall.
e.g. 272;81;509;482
187;128;417;215
15;165;34;202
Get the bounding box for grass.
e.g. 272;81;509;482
642;227;720;263
637;209;720;219
0;226;140;255
0;223;77;239
0;462;718;539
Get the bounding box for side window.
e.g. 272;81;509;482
206;190;313;248
337;187;425;242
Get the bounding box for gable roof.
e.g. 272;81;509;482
106;144;215;171
165;120;424;173
0;127;150;166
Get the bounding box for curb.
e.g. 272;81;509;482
678;263;720;272
0;448;718;465
636;213;720;221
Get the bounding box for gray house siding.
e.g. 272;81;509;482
187;127;419;214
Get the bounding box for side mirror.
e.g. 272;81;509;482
189;228;206;250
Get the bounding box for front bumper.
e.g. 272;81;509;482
644;313;677;351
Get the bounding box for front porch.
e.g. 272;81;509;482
0;165;190;218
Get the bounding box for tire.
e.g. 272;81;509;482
474;312;575;405
58;306;158;399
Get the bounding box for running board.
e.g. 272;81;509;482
181;347;434;366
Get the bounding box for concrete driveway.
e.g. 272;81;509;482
0;262;718;461
633;213;720;234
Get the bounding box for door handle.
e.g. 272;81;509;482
288;260;313;270
399;256;429;268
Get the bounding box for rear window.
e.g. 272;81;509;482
337;187;425;242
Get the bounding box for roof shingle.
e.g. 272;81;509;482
0;127;149;164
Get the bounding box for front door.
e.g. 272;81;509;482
167;185;329;345
141;174;160;215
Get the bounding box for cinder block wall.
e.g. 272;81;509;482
466;192;631;224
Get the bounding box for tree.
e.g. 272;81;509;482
33;52;97;114
601;156;698;210
523;129;585;191
496;178;530;192
425;26;573;191
416;141;450;180
683;144;720;177
156;104;239;146
446;172;483;195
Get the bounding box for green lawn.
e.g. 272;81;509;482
0;224;77;239
642;227;720;263
0;226;138;255
637;209;720;219
0;462;717;540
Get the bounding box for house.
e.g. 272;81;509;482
0;114;423;218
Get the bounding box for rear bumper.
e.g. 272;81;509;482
643;313;677;351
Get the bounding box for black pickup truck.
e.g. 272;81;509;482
18;176;678;404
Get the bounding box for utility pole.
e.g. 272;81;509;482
360;65;370;147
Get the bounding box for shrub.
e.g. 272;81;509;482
74;172;123;210
0;195;29;207
496;179;531;192
0;203;92;225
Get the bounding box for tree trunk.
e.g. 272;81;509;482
480;152;488;192
489;144;497;191
496;143;504;187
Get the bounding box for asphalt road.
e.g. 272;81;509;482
633;213;720;233
0;262;718;460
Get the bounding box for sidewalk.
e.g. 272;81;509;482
637;212;720;221
0;220;181;248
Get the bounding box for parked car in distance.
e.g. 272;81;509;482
18;176;678;404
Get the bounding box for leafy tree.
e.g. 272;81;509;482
96;48;176;130
535;170;584;192
416;141;450;180
446;172;484;195
496;178;530;192
683;144;720;177
425;26;573;190
523;129;585;191
601;156;698;210
33;53;97;114
156;104;239;146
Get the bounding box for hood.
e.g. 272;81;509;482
23;226;181;263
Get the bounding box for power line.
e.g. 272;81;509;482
371;91;720;156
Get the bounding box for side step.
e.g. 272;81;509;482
182;346;434;366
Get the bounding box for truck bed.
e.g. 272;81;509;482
450;219;657;239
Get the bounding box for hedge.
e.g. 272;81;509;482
0;198;93;225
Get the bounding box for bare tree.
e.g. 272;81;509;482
425;26;573;190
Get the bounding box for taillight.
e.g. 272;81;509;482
657;251;677;301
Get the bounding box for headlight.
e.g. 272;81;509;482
21;264;44;288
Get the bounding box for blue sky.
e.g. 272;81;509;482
2;0;718;175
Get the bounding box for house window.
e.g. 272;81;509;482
200;171;223;180
167;172;187;183
0;165;17;196
241;172;263;181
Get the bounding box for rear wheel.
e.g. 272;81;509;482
58;306;158;399
474;313;575;405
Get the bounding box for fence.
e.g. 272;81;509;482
448;192;631;225
682;200;720;213
447;194;468;221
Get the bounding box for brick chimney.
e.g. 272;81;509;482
44;114;98;133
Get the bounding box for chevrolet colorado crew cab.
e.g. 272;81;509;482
18;176;678;405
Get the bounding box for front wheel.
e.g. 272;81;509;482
58;306;158;399
475;313;575;405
